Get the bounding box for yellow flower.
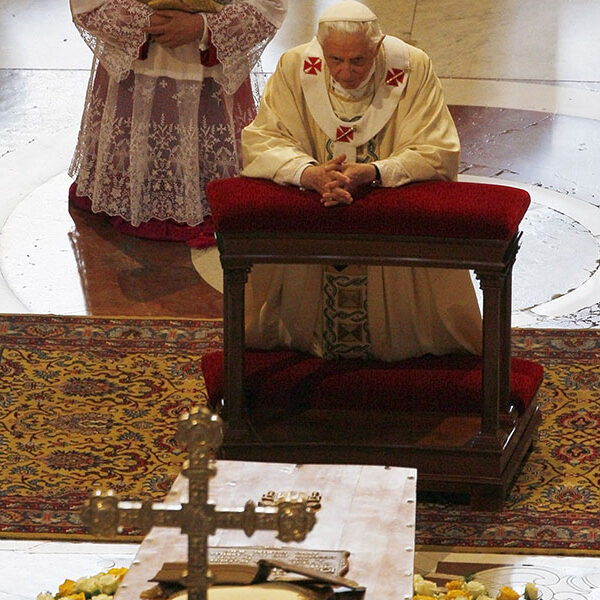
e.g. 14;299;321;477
58;579;76;596
446;580;465;590
447;591;471;600
414;595;438;600
108;566;128;581
62;594;86;600
497;586;520;600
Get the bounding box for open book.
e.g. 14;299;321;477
140;548;364;599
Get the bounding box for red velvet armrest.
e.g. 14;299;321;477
206;178;530;241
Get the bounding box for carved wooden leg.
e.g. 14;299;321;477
473;270;506;449
500;260;517;424
222;265;251;439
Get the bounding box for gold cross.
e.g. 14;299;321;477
82;406;318;600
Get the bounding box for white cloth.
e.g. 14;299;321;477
69;0;286;226
317;0;376;23
241;35;483;361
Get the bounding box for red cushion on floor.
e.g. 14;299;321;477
206;178;530;241
201;350;543;420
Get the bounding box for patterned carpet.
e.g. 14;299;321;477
417;328;600;554
0;314;222;540
0;316;598;551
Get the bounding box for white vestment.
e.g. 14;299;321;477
241;36;482;361
69;0;286;226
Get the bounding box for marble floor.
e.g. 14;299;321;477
1;0;600;598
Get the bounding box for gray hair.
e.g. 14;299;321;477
317;20;384;51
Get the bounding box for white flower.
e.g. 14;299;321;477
98;573;120;595
413;574;425;590
466;580;488;597
414;576;438;596
36;594;54;600
75;574;101;594
524;582;539;599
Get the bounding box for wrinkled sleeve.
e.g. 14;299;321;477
204;0;284;94
376;48;460;186
70;0;152;80
241;51;317;181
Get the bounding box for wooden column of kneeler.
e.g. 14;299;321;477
203;177;544;510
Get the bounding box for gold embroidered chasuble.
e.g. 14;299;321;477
241;36;483;361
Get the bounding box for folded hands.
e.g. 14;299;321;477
300;154;377;207
145;10;205;48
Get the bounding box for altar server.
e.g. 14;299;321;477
241;0;482;361
69;0;287;244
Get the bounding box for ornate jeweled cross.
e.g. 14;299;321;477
82;406;318;600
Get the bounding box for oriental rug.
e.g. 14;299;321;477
0;314;222;541
417;328;600;555
0;316;599;553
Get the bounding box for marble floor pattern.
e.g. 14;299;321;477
1;0;600;598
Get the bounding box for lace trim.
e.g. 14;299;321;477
206;2;277;94
69;69;257;225
73;0;152;81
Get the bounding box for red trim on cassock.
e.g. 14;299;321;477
200;30;219;66
138;38;150;60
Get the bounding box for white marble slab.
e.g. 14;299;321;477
0;539;138;600
412;0;600;81
115;461;417;600
415;551;600;600
461;175;600;325
0;171;88;315
0;0;92;70
441;79;600;121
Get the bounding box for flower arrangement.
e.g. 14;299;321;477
36;567;128;600
37;567;539;600
414;574;539;600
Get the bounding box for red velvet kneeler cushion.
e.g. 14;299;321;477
206;178;530;241
201;350;543;421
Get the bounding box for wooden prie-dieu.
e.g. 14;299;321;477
201;177;544;510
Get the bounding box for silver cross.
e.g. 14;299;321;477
82;406;318;600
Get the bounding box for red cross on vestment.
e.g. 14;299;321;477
303;57;322;75
335;126;354;143
386;68;405;87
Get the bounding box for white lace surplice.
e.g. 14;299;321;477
69;0;284;225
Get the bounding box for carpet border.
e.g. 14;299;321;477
1;313;223;321
416;544;600;557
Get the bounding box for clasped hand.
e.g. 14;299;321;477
300;154;377;208
145;10;205;48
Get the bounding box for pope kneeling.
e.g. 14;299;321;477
241;0;482;362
